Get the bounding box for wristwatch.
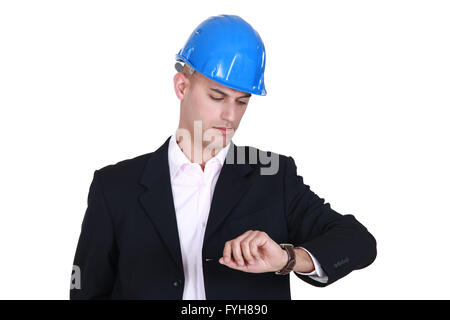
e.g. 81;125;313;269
275;243;296;275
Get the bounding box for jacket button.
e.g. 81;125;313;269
173;280;182;287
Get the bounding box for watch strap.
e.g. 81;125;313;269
275;243;296;275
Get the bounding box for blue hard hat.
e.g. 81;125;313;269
175;14;267;96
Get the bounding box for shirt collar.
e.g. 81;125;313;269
168;131;232;181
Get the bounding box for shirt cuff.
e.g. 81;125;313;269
294;247;329;283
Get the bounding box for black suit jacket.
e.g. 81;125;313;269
70;136;376;299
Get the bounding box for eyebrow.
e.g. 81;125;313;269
209;88;251;99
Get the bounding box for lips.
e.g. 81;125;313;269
213;126;233;134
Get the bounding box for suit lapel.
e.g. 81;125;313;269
139;136;184;275
203;142;254;244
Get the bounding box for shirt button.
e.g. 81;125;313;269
202;222;206;228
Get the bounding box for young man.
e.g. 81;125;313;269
70;14;376;300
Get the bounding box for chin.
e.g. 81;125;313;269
209;134;228;148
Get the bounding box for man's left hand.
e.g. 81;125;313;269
219;230;288;273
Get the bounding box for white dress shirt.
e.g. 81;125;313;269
167;133;327;300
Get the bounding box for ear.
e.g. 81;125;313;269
173;72;191;101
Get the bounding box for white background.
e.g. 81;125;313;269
1;0;449;299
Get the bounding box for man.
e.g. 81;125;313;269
70;14;376;300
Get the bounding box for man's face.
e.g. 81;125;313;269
175;70;251;151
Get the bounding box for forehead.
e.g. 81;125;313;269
194;71;250;97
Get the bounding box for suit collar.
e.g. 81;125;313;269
140;135;253;190
167;133;232;183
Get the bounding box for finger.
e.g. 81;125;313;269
235;229;254;241
233;230;256;265
222;241;232;263
222;230;252;264
222;257;246;270
231;238;244;266
249;232;267;260
240;231;259;265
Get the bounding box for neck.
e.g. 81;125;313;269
175;131;224;171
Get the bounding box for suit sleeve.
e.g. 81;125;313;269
283;156;377;287
70;170;118;299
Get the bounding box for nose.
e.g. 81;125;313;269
220;102;237;124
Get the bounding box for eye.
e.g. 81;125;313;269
209;95;223;101
238;101;247;105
